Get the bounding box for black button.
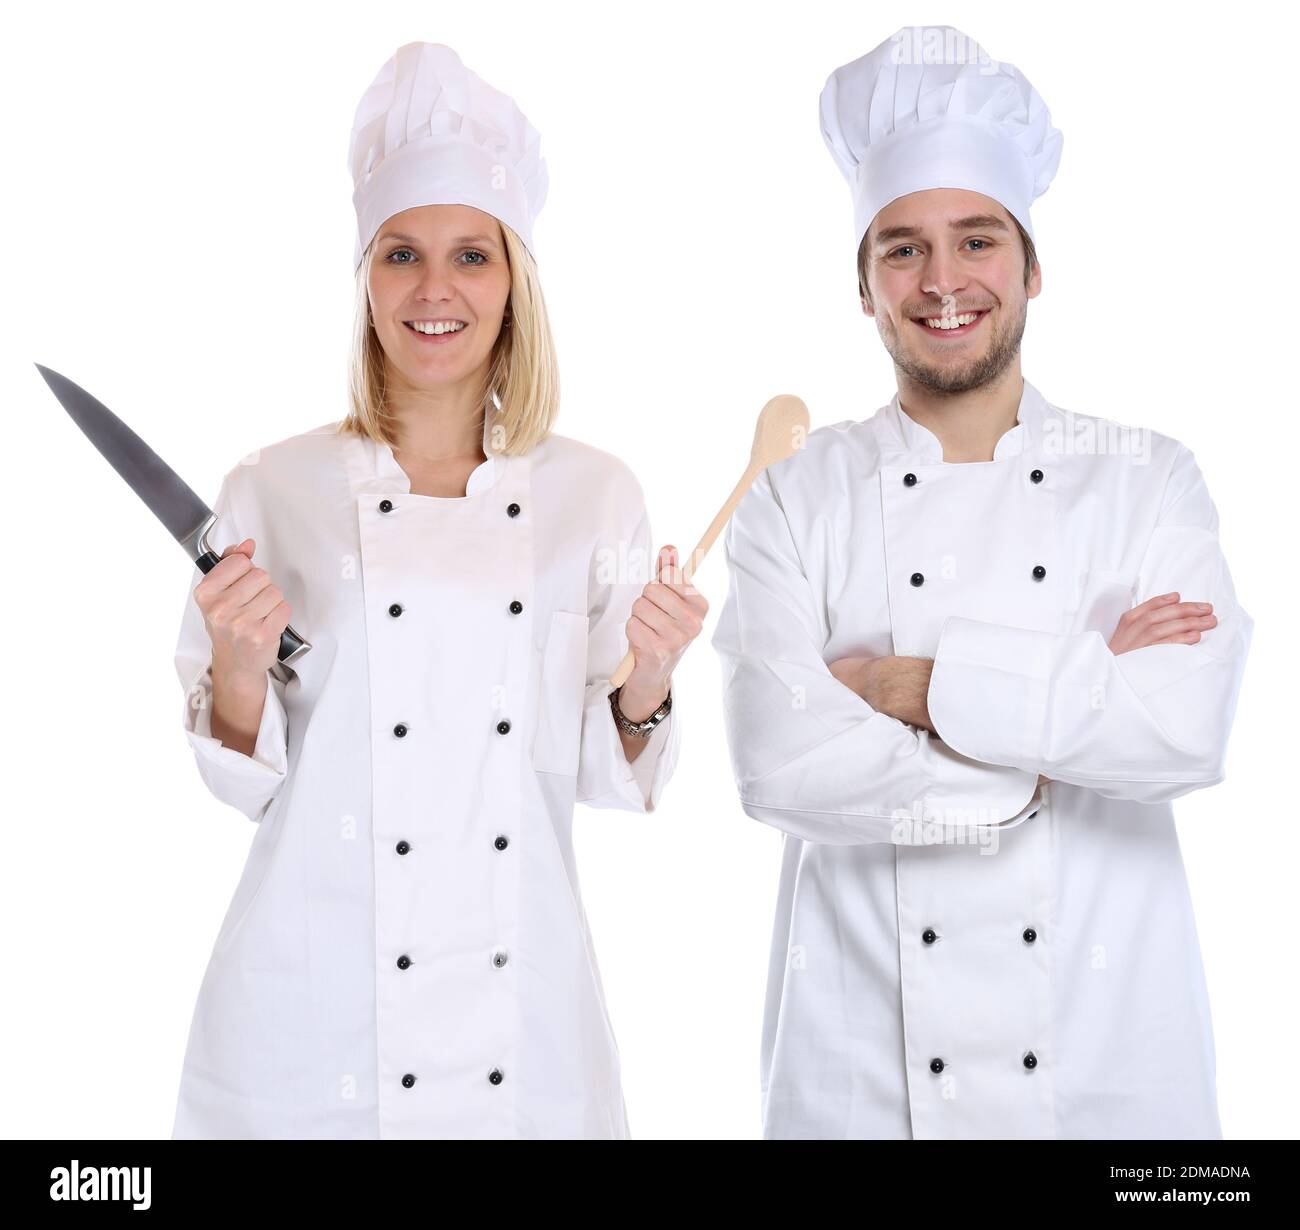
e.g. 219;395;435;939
494;835;509;851
396;954;411;970
393;723;408;738
496;719;511;735
1023;1052;1038;1070
1023;927;1037;944
903;472;918;487
379;499;394;513
1032;565;1047;580
1030;469;1044;483
401;1073;416;1088
492;951;508;969
506;502;521;518
396;840;410;855
488;1068;504;1085
508;600;523;615
922;928;937;945
388;602;403;617
910;572;925;587
929;1058;945;1074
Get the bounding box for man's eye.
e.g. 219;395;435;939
890;246;918;259
966;238;990;251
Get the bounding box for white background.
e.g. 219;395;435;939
2;1;1293;1140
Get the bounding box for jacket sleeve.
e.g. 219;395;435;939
927;444;1253;804
575;481;681;814
174;468;290;824
711;467;1041;846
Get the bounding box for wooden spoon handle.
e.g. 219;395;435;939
608;464;760;689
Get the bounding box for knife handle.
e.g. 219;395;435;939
195;548;313;668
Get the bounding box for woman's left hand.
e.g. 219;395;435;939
619;545;708;720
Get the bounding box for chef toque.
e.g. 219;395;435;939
348;42;548;272
819;26;1062;252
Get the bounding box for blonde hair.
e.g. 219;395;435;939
337;220;560;455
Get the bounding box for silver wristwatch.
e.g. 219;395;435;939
609;685;672;738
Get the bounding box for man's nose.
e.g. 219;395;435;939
920;251;968;299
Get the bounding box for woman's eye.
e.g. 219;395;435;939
386;248;415;264
460;250;487;266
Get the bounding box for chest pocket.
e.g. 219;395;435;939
532;610;590;776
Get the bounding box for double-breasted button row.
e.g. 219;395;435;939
928;1053;1041;1074
899;467;1045;488
391;719;512;737
395;837;505;855
378;498;525;517
402;1069;506;1089
910;565;1046;588
377;498;522;518
388;598;522;618
920;925;1039;944
395;950;503;971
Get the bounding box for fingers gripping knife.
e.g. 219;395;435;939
34;363;311;675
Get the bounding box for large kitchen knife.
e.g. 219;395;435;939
35;363;311;669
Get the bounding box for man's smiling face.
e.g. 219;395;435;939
859;188;1041;394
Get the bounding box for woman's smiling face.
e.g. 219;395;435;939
368;203;512;391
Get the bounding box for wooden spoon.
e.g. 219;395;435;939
609;394;810;688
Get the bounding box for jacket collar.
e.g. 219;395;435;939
343;400;503;497
883;377;1048;463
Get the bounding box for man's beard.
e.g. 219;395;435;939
877;297;1027;394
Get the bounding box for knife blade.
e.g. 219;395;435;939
35;363;311;669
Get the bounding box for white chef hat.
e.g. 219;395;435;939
347;42;548;272
819;26;1062;252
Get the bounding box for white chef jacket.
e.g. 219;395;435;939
172;406;680;1139
711;377;1253;1140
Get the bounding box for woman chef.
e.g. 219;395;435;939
171;42;706;1139
712;26;1253;1139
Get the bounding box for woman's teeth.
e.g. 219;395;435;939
922;312;982;330
407;321;466;335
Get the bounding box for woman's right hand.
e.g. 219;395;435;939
193;537;293;679
1109;592;1217;655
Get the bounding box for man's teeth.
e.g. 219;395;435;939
408;321;466;335
923;312;981;330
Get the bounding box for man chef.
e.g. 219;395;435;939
711;25;1254;1139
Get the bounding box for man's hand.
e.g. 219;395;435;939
829;654;1052;788
828;654;935;732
